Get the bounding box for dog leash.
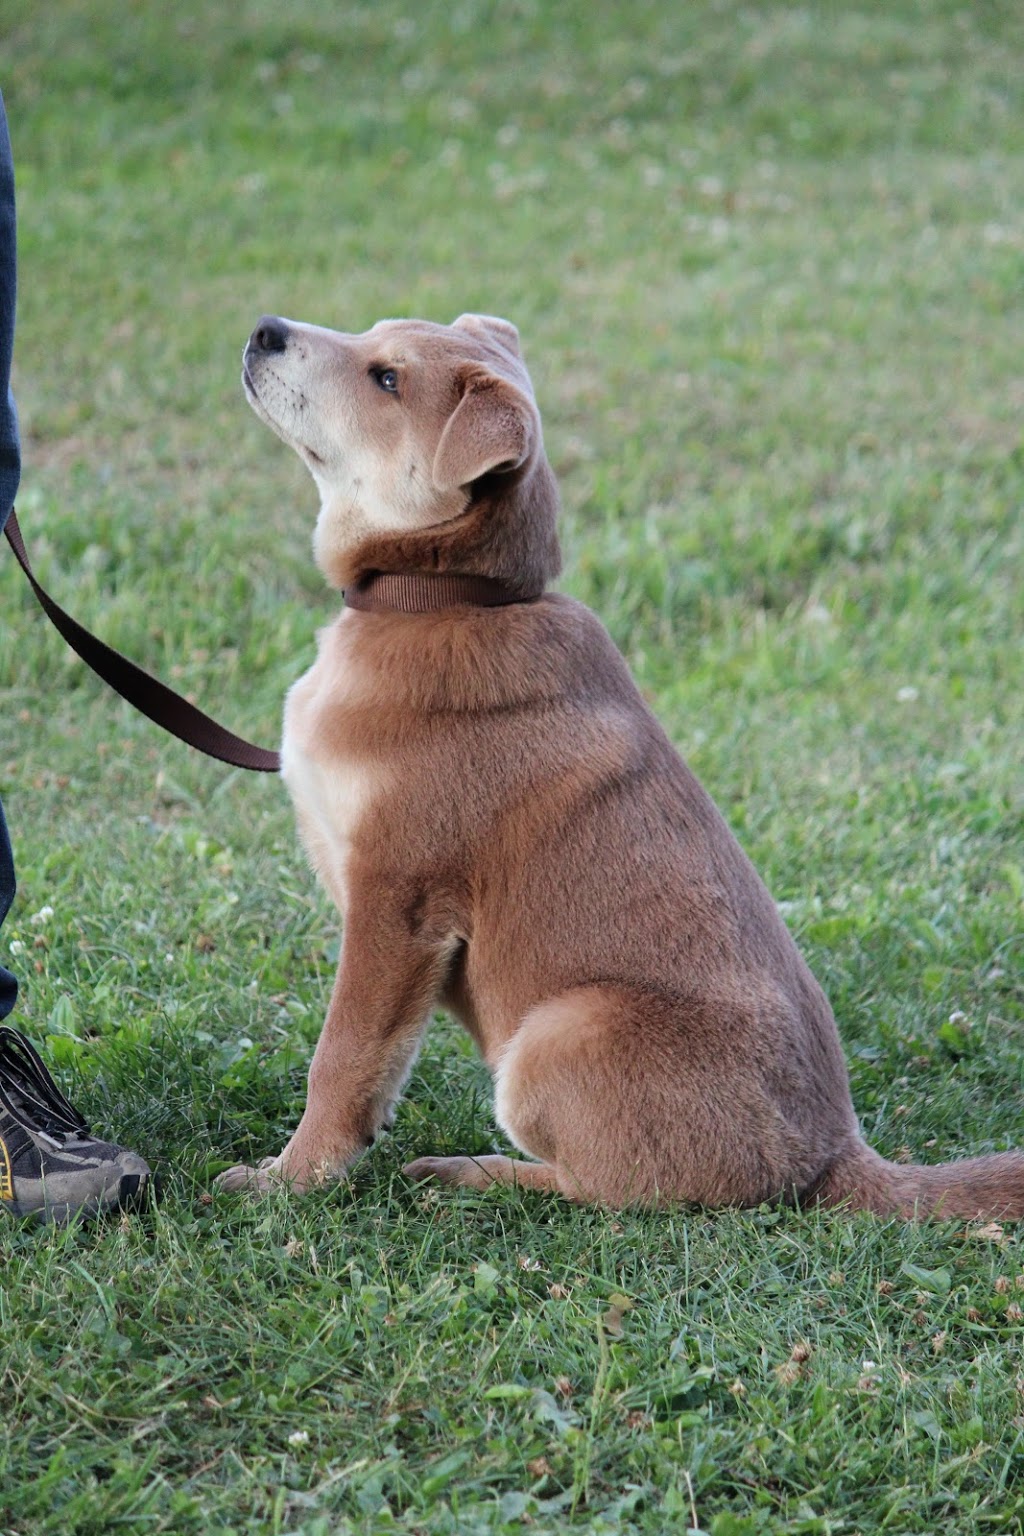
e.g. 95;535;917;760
4;508;281;772
4;512;539;770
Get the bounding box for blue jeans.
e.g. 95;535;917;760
1;89;23;1019
0;802;15;1020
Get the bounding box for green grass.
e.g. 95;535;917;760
1;1;1023;1531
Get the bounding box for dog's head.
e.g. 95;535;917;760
243;312;561;595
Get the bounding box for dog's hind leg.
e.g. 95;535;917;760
485;987;677;1206
414;984;821;1209
407;986;672;1206
403;1153;571;1196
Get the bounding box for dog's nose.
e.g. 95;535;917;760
250;315;289;353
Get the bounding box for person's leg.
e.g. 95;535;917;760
1;89;21;528
2;90;23;1022
0;799;16;1020
0;92;151;1221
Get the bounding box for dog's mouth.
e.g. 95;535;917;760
241;354;282;432
242;358;325;468
241;356;260;400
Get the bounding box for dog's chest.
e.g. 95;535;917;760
280;650;376;912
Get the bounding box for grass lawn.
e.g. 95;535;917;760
1;2;1023;1531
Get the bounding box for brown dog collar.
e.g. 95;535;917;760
344;571;540;614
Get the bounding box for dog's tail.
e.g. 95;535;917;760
811;1138;1024;1221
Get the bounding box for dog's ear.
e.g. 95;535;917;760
452;313;521;358
432;372;534;492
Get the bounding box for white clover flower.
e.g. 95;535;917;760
29;905;54;926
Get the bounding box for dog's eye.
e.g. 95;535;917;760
373;367;399;394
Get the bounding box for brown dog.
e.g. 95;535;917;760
217;311;1024;1219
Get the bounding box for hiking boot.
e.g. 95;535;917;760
0;1025;151;1224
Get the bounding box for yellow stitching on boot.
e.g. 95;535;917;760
0;1134;13;1201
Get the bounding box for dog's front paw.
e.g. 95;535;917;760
214;1156;285;1196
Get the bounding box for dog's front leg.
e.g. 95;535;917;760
216;892;452;1196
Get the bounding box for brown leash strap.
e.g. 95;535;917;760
4;508;281;773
